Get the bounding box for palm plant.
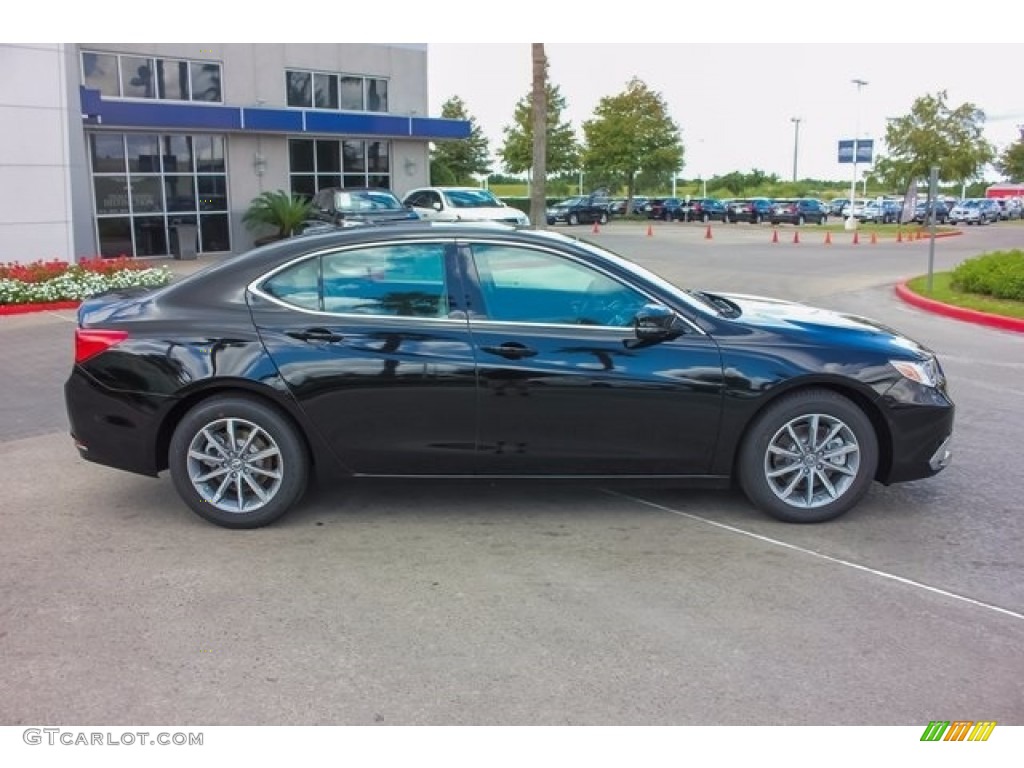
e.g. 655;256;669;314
242;190;313;240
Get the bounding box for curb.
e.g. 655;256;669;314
0;300;81;317
895;282;1024;333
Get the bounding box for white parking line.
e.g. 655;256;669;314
605;489;1024;622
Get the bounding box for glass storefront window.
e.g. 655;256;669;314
94;177;130;215
190;62;222;102
126;134;161;173
90;131;230;257
317;141;341;174
366;79;388;112
314;73;338;109
339;77;363;111
286;71;311;108
82;53;119;97
156;59;190;100
343;140;366;172
289;139;391;197
97;218;133;258
90;134;126;174
289;140;314;173
121;56;156;99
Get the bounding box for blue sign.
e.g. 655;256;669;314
838;139;874;164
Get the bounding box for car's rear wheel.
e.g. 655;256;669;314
599;211;609;224
169;396;309;529
738;389;878;523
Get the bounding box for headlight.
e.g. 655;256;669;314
890;357;940;388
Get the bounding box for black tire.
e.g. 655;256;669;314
169;395;309;529
737;389;878;523
599;211;609;225
569;213;579;226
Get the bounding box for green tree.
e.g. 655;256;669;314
242;190;312;240
582;78;683;213
498;77;579;177
873;90;995;190
430;95;491;184
995;138;1024;182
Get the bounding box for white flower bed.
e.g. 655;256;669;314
0;266;172;305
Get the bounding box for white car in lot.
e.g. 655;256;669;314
402;187;530;226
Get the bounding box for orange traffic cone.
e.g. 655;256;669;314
870;231;878;245
897;229;903;243
792;230;800;244
852;231;860;245
824;231;832;245
592;220;600;234
771;228;779;243
646;223;653;237
704;224;713;240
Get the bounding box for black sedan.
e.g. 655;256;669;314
65;224;954;528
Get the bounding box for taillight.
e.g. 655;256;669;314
75;328;128;363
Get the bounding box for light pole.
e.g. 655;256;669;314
790;117;802;182
846;79;868;231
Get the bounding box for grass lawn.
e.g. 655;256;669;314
906;272;1024;320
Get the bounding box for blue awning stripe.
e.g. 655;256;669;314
79;87;469;140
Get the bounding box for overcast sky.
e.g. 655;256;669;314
427;43;1024;183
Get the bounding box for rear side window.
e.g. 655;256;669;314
321;243;449;318
260;243;451;318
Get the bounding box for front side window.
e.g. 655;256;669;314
470;244;648;327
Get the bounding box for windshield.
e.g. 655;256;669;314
334;189;403;212
443;189;503;209
556;197;585;207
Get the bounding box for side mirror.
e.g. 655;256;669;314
432;201;443;211
633;304;679;341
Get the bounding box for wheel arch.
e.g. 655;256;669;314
725;380;893;484
154;380;317;475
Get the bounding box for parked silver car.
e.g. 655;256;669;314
949;198;999;225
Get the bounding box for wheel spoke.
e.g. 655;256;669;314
202;428;229;458
821;421;844;446
780;471;803;500
235;476;245;510
242;474;269;502
195;466;230;483
828;462;857;477
211;473;232;503
767;462;802;479
247;465;282;480
815;468;838;498
227;418;238;450
809;414;820;450
823;444;858;461
805;471;814;506
768;444;800;459
785;423;803;450
239;427;258;454
188;449;222;465
248;447;280;462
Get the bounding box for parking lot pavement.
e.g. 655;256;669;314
2;227;1023;725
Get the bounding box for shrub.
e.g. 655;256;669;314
242;190;313;239
950;250;1024;301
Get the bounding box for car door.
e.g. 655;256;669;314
405;189;445;221
248;238;479;474
459;238;725;476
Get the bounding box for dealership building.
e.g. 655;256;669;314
0;43;468;264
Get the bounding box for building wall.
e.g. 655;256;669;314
0;43;76;263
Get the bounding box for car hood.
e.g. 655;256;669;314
714;292;933;359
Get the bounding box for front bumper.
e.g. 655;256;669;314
878;378;955;484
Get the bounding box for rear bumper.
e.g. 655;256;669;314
64;367;171;477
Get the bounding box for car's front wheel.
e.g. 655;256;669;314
738;389;878;523
169;396;309;528
569;213;580;226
